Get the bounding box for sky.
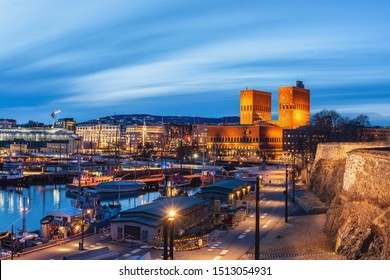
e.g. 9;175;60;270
0;0;389;126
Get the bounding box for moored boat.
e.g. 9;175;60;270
40;201;121;242
0;231;10;240
0;168;25;186
158;174;191;189
67;171;113;189
95;180;146;193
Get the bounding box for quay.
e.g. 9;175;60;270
24;171;78;184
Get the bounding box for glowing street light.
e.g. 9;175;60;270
191;153;198;174
163;209;176;260
168;209;175;260
168;210;176;219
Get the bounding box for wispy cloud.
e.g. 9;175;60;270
0;0;389;125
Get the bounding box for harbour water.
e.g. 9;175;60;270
0;184;201;233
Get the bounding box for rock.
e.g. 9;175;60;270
310;143;390;259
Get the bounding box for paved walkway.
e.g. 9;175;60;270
241;183;345;260
290;183;328;214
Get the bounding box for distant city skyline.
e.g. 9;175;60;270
0;0;389;126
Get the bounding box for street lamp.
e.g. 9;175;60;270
292;153;296;202
168;210;175;260
191;153;198;175
163;221;168;260
285;164;288;223
163;209;176;260
165;175;172;198
193;153;198;164
255;175;262;260
79;209;85;250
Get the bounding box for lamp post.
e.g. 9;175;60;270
285;164;288;223
292;154;296;202
79;209;85;250
255;175;262;260
163;209;176;260
168;210;175;260
201;135;206;186
165;175;172;198
193;153;198;175
213;144;216;184
163;222;168;260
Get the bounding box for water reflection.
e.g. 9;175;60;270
0;185;163;232
53;188;61;208
0;184;201;232
0;191;5;214
8;191;15;216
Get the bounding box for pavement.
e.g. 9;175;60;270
290;183;328;214
241;182;345;260
240;214;345;260
4;231;142;260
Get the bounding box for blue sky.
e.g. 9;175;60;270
0;0;389;126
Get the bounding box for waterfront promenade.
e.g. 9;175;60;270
3;166;344;260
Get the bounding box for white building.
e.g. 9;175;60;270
76;124;121;150
125;124;166;154
0;128;80;155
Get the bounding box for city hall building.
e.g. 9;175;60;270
207;81;310;161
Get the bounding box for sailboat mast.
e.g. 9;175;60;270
77;153;81;208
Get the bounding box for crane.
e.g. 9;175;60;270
51;109;61;128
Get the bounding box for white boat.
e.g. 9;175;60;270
40;203;121;241
0;168;25;185
95;180;146;193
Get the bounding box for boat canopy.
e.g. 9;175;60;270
47;207;83;223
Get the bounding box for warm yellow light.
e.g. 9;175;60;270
58;248;71;252
169;210;176;218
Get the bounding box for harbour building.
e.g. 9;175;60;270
0;128;80;155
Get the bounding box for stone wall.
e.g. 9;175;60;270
310;142;389;204
310;143;390;259
343;149;390;207
310;158;345;205
314;142;389;163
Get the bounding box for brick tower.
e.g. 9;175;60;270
240;89;272;125
278;81;310;129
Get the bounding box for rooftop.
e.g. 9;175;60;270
119;196;205;219
200;179;250;194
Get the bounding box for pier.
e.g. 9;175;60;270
24;171;78;184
